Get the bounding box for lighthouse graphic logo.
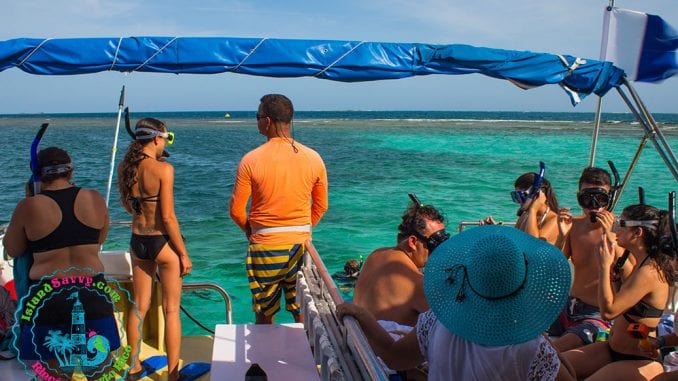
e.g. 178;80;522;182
14;272;133;381
41;291;111;371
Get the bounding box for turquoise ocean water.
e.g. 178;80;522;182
0;111;676;334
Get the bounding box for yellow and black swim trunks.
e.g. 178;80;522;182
246;243;305;317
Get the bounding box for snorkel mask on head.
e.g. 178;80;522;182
612;187;648;280
510;161;545;204
135;127;174;145
126;108;171;157
407;193;451;252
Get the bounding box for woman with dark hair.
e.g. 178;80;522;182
512;172;571;248
563;204;676;380
118;118;191;381
483;172;571;248
5;147;109;278
4;147;118;378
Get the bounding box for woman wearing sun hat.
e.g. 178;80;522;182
337;225;575;381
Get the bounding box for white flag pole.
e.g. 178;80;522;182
588;0;615;167
105;85;125;207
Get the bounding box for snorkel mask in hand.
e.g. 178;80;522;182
510;161;546;204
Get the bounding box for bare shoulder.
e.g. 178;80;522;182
155;160;174;177
78;188;105;202
21;195;52;213
364;248;415;269
10;197;31;216
570;215;589;228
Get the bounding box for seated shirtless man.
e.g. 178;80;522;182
549;167;628;352
353;198;448;329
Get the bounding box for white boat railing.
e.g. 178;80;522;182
301;240;390;381
182;281;233;325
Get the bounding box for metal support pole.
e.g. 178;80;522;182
623;78;678;170
616;84;678;181
611;136;648;211
589;96;603;166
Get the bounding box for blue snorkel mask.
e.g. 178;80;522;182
510;161;545;204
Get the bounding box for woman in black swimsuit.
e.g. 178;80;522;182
118;118;192;381
563;204;676;380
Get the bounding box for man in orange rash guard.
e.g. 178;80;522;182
230;94;328;324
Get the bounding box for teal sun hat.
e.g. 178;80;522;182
423;225;571;346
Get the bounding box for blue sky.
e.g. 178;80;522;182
0;0;676;113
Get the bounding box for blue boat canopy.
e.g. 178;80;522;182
0;37;625;105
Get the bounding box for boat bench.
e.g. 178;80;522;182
210;323;319;380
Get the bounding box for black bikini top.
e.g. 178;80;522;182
622;255;664;324
129;194;159;215
129;154;160;215
26;187;101;253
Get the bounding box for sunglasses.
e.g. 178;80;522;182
577;188;610;209
417;229;451;252
136;127;175;145
510;190;531;204
256;113;267;120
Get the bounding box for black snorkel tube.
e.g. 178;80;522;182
124;107;134;140
668;191;678;253
408;193;423;207
607;160;621;211
29;123;49;195
589;160;622;223
125;107;170;158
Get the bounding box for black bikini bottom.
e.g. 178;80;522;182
130;234;170;261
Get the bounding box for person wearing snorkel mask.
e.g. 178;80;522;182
511;173;571;248
353;197;449;329
548;167;627;352
563;203;675;381
118;118;191;381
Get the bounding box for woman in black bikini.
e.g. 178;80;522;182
563;204;676;380
118;118;192;381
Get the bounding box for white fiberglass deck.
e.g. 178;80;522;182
211;323;319;381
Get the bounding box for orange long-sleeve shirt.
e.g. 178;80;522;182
229;138;328;245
